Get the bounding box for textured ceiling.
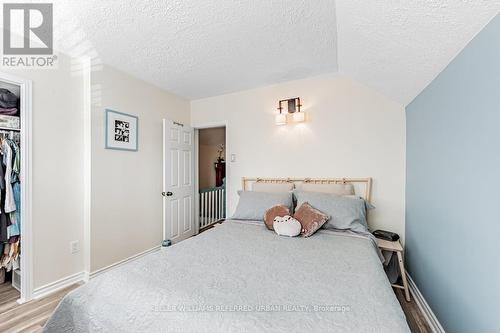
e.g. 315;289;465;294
52;1;500;104
55;0;337;100
336;0;500;105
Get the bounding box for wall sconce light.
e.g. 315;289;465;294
292;111;305;122
275;97;305;125
275;113;287;125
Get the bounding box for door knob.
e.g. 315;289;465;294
162;191;173;197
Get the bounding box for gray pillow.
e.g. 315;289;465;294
232;191;293;221
294;191;373;233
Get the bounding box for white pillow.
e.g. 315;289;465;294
273;215;301;237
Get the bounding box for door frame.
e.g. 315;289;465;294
192;121;229;234
0;71;33;303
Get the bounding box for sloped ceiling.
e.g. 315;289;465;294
336;0;500;105
54;1;500;104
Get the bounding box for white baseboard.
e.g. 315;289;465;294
87;245;161;279
407;273;445;333
83;270;90;283
32;271;86;300
32;246;161;301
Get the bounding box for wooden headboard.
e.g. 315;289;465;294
241;177;373;202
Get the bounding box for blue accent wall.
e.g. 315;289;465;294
406;15;500;333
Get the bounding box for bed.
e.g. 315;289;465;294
44;178;410;333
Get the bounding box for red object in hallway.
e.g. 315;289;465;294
215;161;225;187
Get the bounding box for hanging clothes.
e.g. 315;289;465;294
10;140;20;183
0;216;6;243
0;146;5;200
0;156;6;243
0;87;21;283
8;139;20;232
11;182;20;231
0;177;12;242
7;215;19;238
0;137;20;275
1;140;16;213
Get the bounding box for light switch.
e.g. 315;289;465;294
230;154;236;162
70;241;79;254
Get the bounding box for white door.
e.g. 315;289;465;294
163;119;195;243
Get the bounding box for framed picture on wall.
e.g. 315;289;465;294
105;109;138;151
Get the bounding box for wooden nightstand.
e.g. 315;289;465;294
377;238;411;302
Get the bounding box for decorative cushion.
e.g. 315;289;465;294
293;202;329;237
264;205;290;230
273;215;301;237
231;191;293;221
252;182;294;193
294;191;373;233
296;183;355;195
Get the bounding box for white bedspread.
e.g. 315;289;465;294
44;220;410;333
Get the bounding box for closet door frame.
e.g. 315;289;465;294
0;71;33;303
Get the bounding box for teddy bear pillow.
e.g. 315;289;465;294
273;215;301;237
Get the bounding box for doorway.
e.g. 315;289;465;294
196;126;226;231
0;71;32;303
162;122;227;245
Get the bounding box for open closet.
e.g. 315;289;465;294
0;77;23;299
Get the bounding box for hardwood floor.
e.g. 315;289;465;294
0;283;79;333
0;281;431;333
395;288;432;333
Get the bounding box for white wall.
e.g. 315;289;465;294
2;53;86;288
90;65;190;271
191;74;406;239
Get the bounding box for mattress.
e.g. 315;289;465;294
44;220;410;332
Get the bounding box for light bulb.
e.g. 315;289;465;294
292;112;305;122
275;113;287;125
